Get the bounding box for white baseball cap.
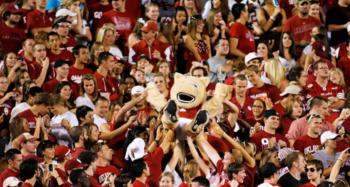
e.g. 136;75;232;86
280;84;302;96
55;8;77;17
244;52;262;65
125;138;146;161
131;86;145;96
3;177;21;187
320;131;339;144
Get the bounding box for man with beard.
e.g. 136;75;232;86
283;0;321;55
69;126;88;159
0;5;26;54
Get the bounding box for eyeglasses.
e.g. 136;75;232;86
305;167;316;173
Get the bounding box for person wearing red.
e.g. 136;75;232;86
0;5;26;54
68;44;93;85
18;93;50;133
0;149;22;187
230;74;253;120
282;0;321;53
30;43;50;87
50;145;71;187
293;114;323;155
338;40;350;86
26;0;55;36
20;38;36;77
93;142;120;184
98;0;136;51
88;0;113;35
43;60;70;93
94;52;119;101
245;65;281;103
131;158;151;187
306;61;345;111
69;126;87;159
52;16;77;49
46;31;74;80
229;3;255;58
301;160;323;187
19;159;40;187
130;21;173;65
250;109;289;153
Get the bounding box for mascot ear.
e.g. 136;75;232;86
174;73;185;81
199;76;210;87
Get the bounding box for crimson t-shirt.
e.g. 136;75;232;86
229;22;255;55
0;168;18;187
68;66;93;85
18;109;37;134
0;22;26;53
26;10;55;32
94;165;121;184
293;135;321;155
250;131;289;152
144;147;164;187
246;83;282;103
305;80;344;100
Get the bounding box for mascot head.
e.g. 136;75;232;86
170;73;210;109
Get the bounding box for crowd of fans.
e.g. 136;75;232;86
0;0;349;186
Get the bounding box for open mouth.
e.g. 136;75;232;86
177;92;195;103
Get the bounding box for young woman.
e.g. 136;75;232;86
75;74;100;110
207;9;228;47
183;15;211;72
153;73;170;98
202;0;229;22
278;32;297;72
246;98;267;130
279;97;303;135
159;172;175;187
96;23;123;60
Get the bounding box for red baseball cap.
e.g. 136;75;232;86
141;21;158;33
312;41;327;59
64;159;88;172
55;145;70;160
6;4;22;14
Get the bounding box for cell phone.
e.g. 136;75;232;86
49;164;54;172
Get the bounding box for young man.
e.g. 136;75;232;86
93;96;110;130
31;42;50;87
207;39;229;82
245;65;281;103
69;126;87;159
226;163;247;187
19;159;40;187
278;152;307;187
50;145;71;186
229;3;255;58
18;133;38;160
52;16;76;48
0;149;22;186
42;59;70;93
68;44;93;85
230;74;253;120
130;158;150;187
293;114;323;155
26;0;55;35
301;160;324;187
250;109;289;153
257;163;279;187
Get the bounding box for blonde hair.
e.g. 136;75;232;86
96;23;116;43
183;160;199;182
60;0;79;8
330;67;346;87
264;58;285;87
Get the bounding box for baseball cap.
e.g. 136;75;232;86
141;21;158;33
55;145;70;160
6;4;22;14
64;158;88;172
244;52;262;66
18;133;35;145
3;177;21;187
125;138;145;161
131;85;145;96
54;59;70;68
52;16;71;28
55;8;77;17
320;131;339;144
263;109;279;119
280;84;302;96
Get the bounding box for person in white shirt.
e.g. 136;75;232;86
93;96;109;130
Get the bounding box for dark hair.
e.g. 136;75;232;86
46;31;60;41
33;92;51;106
191;176;209;187
73;44;88;56
287;66;304;82
115;174;133;187
130;158;147;178
98;51;113;65
69;169;86;185
309;96;327;110
54;81;71;95
5;148;21;161
22;84;42;102
20;159;38;181
175;6;188;24
279;32;296;59
227;163;244;180
50;94;68;107
231;3;246;20
76;106;93;124
69;126;84;143
123;126;147;152
307;159;324;175
234;74;247;83
9;116;26;140
36;140;55;157
78;151;97;165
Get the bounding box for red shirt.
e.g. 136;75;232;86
42;79;60;93
0;168;18;187
89;3;113;34
230;95;254;120
301;182;316;187
25;58;42;80
133;179;149;187
46;50;74;80
131;39;173;65
70;147;85;159
229;22;255;55
336;139;350;152
22;183;34;187
305;80;344;100
0;22;26;53
94;165;121;184
18;109;37;134
93;72;119;101
26;10;55;32
50;168;70;187
88;175;101;187
282;16;321;45
68;66;93;85
250;130;289;152
293;135;321;155
246;83;282;103
144;147;164;187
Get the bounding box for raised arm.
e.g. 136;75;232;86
187;136;210;176
195;132;221;167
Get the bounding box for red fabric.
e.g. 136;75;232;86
282;16;321;45
25;58;42;80
93;72;119;102
278;0;295;18
144;147;164;187
22;183;34;187
94;165;121;184
46;50;74;80
0;22;26;53
207;135;230;153
89;3;113;34
179;182;189;187
178;106;201;119
50;168;70;187
183;40;210;71
250;131;289;152
42;79;59;93
305;80;344;100
70;147;85;159
293;135;321;155
274;103;285;118
88;175;102;187
68;66;93;85
26;10;55;31
133;179;149;187
279;117;294;136
336;139;350;152
244;164;256;187
18;109;37;134
0;168;18;187
228;22;255;55
301;182;316;187
246;83;282;103
230;95;254;120
131;39;172;65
